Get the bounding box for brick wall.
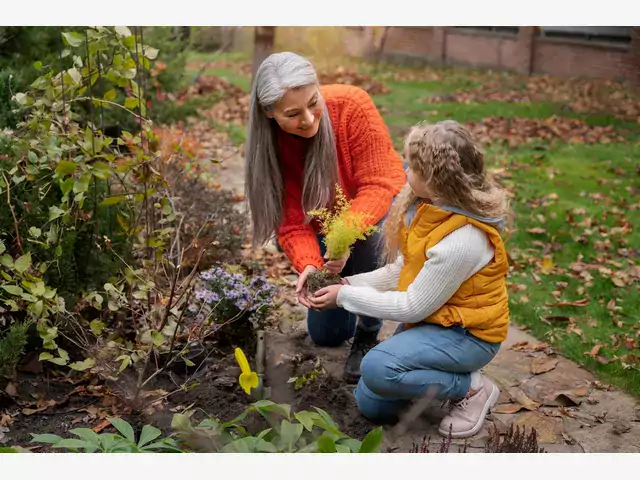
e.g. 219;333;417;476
346;27;640;83
533;38;633;80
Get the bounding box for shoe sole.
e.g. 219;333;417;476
438;382;500;439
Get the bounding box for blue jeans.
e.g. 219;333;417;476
354;323;501;423
306;222;384;347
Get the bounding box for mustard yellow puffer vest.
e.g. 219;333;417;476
398;203;510;343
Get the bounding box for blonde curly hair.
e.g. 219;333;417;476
381;120;511;265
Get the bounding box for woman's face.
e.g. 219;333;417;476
267;85;324;138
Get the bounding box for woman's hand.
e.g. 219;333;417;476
295;265;317;308
323;251;349;274
308;284;342;311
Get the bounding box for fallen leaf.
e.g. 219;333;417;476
542;393;583;407
0;414;14;428
541;315;572;323
540;256;554;274
558;407;576;418
492;403;525;414
508;387;540;411
92;418;114;433
546;298;590;308
4;382;18;397
526;227;547;235
531;356;559;375
22;399;56;415
509;341;530;351
584;344;610;364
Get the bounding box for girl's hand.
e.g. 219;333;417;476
295;265;317;309
308;284;342;311
323;251;349;274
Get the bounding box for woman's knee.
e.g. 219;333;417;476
360;348;402;396
306;309;355;347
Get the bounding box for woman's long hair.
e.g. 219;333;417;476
245;52;338;246
381;120;511;265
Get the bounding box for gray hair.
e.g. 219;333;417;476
245;51;338;247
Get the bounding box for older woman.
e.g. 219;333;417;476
244;52;406;383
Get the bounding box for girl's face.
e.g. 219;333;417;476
267;85;324;139
407;167;432;199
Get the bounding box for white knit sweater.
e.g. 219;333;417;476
336;224;495;323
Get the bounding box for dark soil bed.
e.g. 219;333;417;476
1;335;378;451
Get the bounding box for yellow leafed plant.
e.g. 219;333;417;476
306;184;377;293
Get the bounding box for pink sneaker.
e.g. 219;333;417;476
438;374;499;438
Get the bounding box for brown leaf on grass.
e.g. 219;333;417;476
584;344;610;364
586;344;603;356
318;67;389;95
546;298;590;308
466;115;626;148
526;227;547;235
531;356;559;375
541;315;572;324
540;256;555;275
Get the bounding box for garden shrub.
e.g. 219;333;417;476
306;184;377;292
188;265;278;351
0;321;30;378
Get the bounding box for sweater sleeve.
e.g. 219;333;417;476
336;224;495;322
344;254;404;291
276;178;324;274
345;89;406;227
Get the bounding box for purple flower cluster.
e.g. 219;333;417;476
189;265;278;323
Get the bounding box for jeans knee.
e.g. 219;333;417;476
360;349;401;396
354;378;405;424
306;310;355;347
307;328;348;347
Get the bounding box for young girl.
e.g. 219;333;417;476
308;120;510;439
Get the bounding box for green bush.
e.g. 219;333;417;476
0;321;30;378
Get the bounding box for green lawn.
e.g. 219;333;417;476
182;52;640;395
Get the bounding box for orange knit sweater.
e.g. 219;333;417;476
276;84;406;273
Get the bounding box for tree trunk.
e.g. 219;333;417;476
251;27;276;78
220;27;238;52
363;27;377;61
374;27;392;65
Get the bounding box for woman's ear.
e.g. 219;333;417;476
265;111;275;119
